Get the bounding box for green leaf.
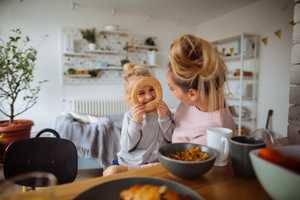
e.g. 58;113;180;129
0;28;47;121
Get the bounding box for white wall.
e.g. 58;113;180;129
196;0;293;136
0;0;195;132
0;0;293;137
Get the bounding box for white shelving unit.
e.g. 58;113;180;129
61;28;159;84
213;33;259;135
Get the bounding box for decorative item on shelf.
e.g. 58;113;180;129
243;37;255;57
222;47;236;57
234;83;253;99
144;37;155;45
103;24;120;32
225;52;231;57
0;29;47;162
120;58;130;67
240;126;251;136
229;48;235;56
124;37;158;52
233;69;253;77
75;68;89;75
80;28;96;51
217;40;240;57
289;19;296;26
147;50;157;66
241;107;251;119
261;37;268;45
229;106;238;117
67;68;76;75
66;68;102;78
144;37;157;51
124;44;158;52
229;106;252;119
222;48;226;55
88;69;102;77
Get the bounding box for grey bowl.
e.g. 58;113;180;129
74;177;204;200
158;143;217;179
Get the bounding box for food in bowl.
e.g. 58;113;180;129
250;145;300;200
158;143;217;179
168;147;209;161
258;148;300;174
120;184;191;200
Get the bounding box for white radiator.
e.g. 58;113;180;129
65;98;128;116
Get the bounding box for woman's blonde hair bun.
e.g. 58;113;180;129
169;34;227;111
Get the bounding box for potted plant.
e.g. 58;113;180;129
80;28;96;51
0;29;46;161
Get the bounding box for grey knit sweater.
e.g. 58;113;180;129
117;111;174;166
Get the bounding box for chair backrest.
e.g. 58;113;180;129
3;128;78;186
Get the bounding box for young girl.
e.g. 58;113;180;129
103;63;174;175
167;34;235;144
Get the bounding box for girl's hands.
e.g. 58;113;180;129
131;104;145;123
157;100;171;119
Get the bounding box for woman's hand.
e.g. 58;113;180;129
157;100;171;119
131;104;145;123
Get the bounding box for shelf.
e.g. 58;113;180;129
65;74;99;78
62;27;159;84
126;44;158;51
227;76;255;81
233;117;256;122
98;67;123;70
222;54;255;62
98;30;129;36
226;96;256;101
86;50;124;54
99;65;158;70
212;33;257;45
213;33;259;135
64;50;125;57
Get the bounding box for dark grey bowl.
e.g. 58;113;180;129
158;143;217;179
74;177;204;200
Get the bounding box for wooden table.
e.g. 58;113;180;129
9;137;290;199
43;164;270;200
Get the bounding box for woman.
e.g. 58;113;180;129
167;34;235;144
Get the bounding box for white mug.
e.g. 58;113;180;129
207;128;233;167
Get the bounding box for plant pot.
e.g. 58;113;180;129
0;119;33;162
88;43;96;51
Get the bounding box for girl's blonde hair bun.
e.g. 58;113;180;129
123;63;151;81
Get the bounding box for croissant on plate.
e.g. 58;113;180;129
120;184;191;200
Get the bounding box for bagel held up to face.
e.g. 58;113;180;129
130;77;163;112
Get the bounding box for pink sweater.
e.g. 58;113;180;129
172;103;235;145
